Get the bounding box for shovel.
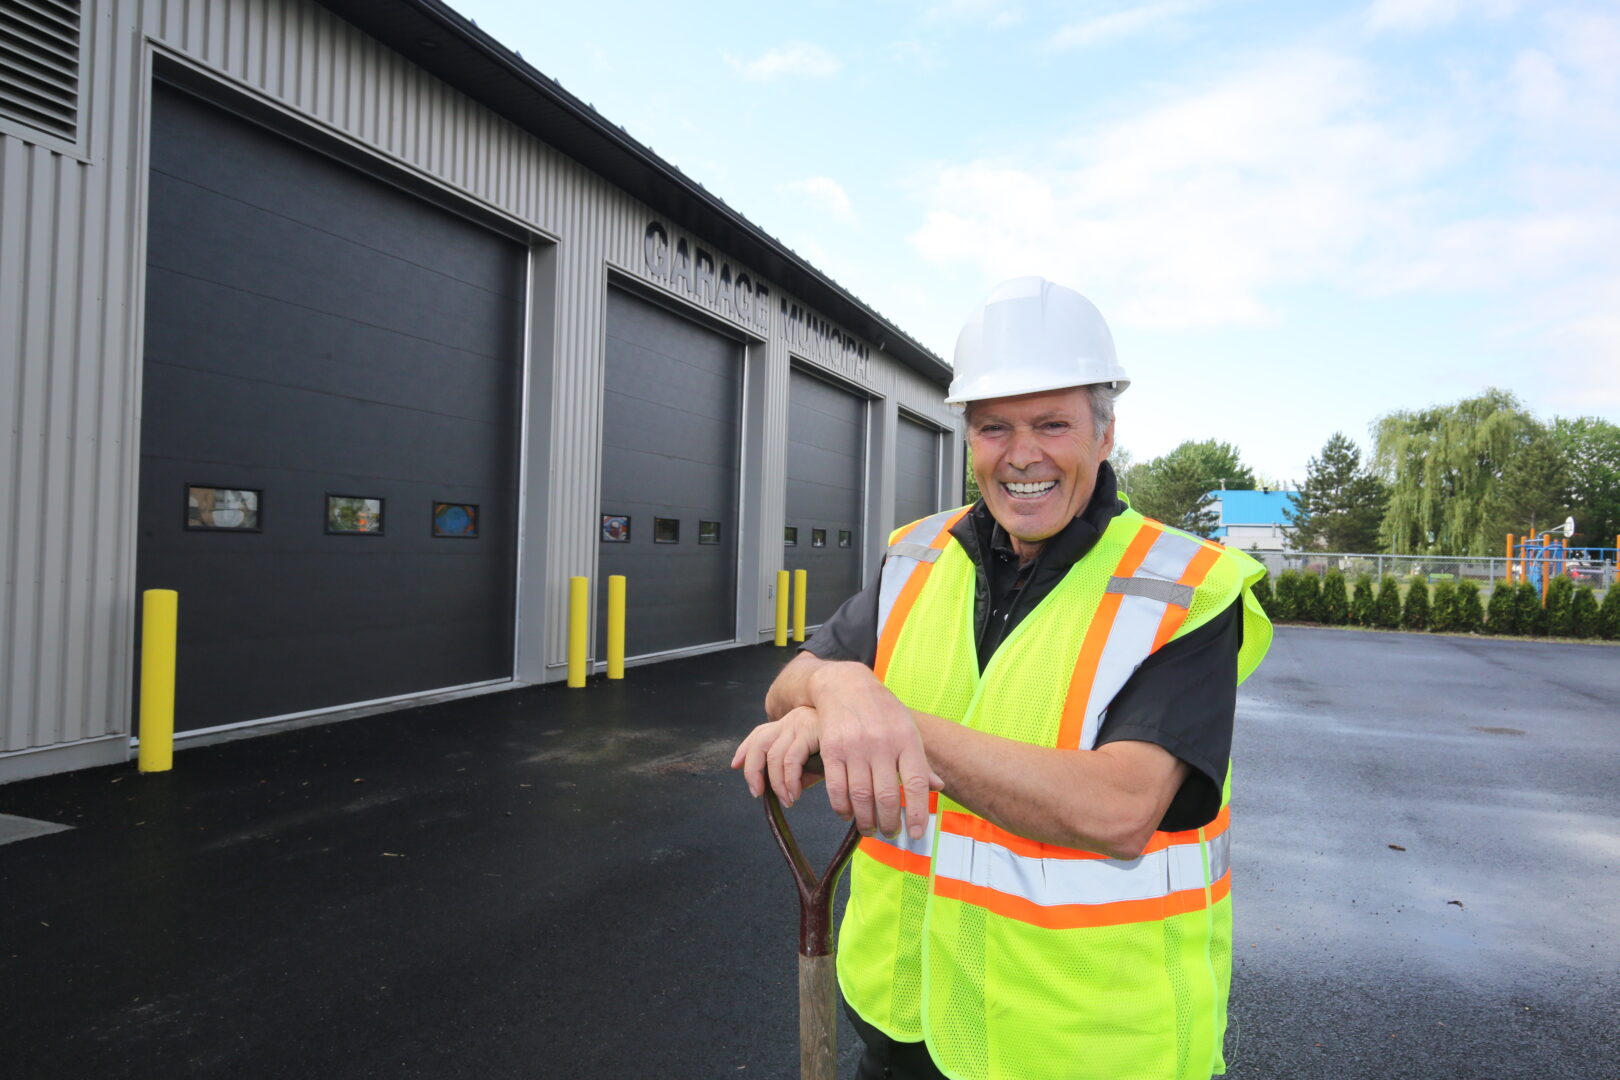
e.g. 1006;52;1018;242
763;781;861;1080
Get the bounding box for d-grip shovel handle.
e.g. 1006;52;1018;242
764;785;861;1080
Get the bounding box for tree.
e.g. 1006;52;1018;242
1454;580;1484;633
1485;582;1516;635
1297;573;1323;623
1374;574;1403;628
1129;439;1254;537
1570;586;1599;639
1430;579;1458;632
1516;582;1547;636
1349;574;1376;626
1598;585;1620;641
1479;423;1572;541
1551;417;1620;549
1374;389;1537;555
1250;572;1274;616
1319;571;1350;625
1286;433;1389;552
1545;575;1575;637
1402;577;1430;630
1272;571;1300;621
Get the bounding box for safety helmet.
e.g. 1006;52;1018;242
945;276;1130;406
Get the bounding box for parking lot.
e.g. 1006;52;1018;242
2;628;1616;1079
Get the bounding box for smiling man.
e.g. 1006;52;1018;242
734;277;1273;1080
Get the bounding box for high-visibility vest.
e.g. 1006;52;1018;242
837;504;1272;1080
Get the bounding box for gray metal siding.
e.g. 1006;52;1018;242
598;288;740;657
785;368;864;626
894;416;942;531
1;0;960;768
137;84;525;730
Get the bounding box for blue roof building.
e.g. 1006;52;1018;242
1210;490;1300;551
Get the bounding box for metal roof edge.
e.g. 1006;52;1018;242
310;0;952;387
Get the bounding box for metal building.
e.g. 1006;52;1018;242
0;0;960;783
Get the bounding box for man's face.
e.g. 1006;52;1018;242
967;386;1116;558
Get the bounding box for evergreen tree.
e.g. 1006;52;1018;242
1485;582;1516;635
1598;586;1620;641
1401;576;1431;630
1298;573;1324;623
1545;575;1575;636
1454;580;1484;633
1480;424;1572;542
1349;574;1376;626
1271;571;1298;621
1430;579;1458;632
1319;570;1350;625
1374;389;1537;555
1374;574;1403;628
1250;571;1274;616
1570;585;1599;639
1285;433;1389;552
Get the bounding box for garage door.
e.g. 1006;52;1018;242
894;416;942;531
137;85;527;731
599;289;742;657
785;368;866;626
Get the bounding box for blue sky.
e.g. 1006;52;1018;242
448;0;1620;485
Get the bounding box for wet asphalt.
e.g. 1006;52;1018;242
1;630;1616;1080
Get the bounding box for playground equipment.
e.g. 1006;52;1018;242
1506;530;1619;600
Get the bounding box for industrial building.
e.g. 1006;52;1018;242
0;0;958;782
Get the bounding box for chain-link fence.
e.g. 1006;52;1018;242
1248;552;1616;595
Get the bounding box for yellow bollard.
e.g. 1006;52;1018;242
568;576;588;688
138;589;178;773
775;570;790;647
793;569;808;644
607;575;626;680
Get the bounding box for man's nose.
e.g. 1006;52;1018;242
1006;427;1043;469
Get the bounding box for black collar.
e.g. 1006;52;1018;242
954;459;1126;571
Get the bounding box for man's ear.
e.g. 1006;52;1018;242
1099;419;1116;460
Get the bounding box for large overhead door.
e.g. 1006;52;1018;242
895;415;943;530
785;368;865;626
137;85;526;732
599;288;742;657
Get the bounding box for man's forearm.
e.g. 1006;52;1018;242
913;712;1185;860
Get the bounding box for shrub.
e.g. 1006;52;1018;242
1453;579;1484;634
1570;585;1599;639
1401;576;1430;631
1545;574;1575;637
1516;582;1547;636
1319;570;1350;626
1271;571;1297;620
1599;586;1620;641
1349;574;1376;627
1484;581;1516;634
1430;579;1458;632
1251;572;1274;616
1297;573;1323;623
1374;574;1403;629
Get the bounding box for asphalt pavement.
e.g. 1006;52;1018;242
1;629;1616;1079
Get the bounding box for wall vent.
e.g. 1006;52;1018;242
0;0;82;144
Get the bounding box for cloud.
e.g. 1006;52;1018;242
1364;0;1519;34
725;42;842;82
1049;0;1208;50
908;48;1452;330
782;177;857;224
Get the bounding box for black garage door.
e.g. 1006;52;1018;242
599;288;742;657
137;85;526;732
785;368;866;626
894;415;942;531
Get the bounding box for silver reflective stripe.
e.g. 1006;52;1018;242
1106;576;1194;609
876;509;962;640
1075;529;1206;749
886;542;942;564
934;831;1223;907
864;812;937;865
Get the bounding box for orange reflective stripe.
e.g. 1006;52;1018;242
933;869;1230;930
937;803;1229;861
873;508;971;681
1149;542;1224;652
1055;522;1163;749
858;835;931;876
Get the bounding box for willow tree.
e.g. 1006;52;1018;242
1373;389;1535;555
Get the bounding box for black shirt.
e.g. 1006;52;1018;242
802;460;1240;832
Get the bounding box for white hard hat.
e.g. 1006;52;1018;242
946;277;1130;406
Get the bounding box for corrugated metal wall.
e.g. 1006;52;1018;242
0;0;959;771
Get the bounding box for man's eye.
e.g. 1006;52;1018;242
1041;422;1070;433
978;425;1007;436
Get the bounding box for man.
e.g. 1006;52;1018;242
733;277;1272;1080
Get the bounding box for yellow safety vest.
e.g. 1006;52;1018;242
837;504;1272;1080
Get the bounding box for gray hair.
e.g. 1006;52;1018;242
963;382;1119;439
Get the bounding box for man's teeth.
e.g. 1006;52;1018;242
1004;481;1056;497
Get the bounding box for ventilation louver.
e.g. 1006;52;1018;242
0;0;82;144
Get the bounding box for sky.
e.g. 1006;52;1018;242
446;0;1620;486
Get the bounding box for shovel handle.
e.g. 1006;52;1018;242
764;787;861;1080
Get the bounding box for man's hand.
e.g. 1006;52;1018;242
736;659;940;840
